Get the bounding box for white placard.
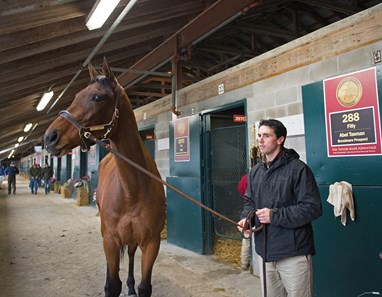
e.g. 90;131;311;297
218;83;225;95
158;138;169;151
255;114;304;136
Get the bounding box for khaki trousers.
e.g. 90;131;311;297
259;255;312;297
241;238;250;268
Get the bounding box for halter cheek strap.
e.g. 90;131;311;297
58;86;121;152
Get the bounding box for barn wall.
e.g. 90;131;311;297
134;4;382;179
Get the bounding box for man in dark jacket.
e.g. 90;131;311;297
0;163;5;189
4;161;19;195
29;163;40;194
238;119;322;297
42;162;54;194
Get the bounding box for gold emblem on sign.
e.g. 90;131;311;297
336;77;362;107
177;122;186;136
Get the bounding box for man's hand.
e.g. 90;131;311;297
237;218;252;236
256;208;272;224
237;218;246;233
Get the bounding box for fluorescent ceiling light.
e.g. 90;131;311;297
8;149;15;159
86;0;121;30
37;90;54;111
24;122;33;132
15;143;19;148
18;136;24;142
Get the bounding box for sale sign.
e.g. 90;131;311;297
174;117;190;162
323;67;381;157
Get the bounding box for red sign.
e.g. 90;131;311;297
144;134;154;140
174;117;190;162
323;67;382;157
233;114;246;123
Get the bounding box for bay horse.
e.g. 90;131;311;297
44;58;166;297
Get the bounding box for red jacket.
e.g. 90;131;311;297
237;174;248;196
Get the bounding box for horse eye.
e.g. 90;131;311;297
92;95;102;102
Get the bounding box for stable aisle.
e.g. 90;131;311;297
0;180;260;297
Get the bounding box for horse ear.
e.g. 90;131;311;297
102;57;117;83
88;63;99;80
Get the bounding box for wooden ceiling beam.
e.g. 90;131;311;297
294;0;359;15
196;46;254;57
232;22;300;39
0;23;180;83
0;4;201;64
117;0;262;87
0;1;88;34
127;91;169;98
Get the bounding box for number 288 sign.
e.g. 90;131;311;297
323;67;382;157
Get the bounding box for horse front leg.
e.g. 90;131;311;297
138;236;161;297
126;244;138;297
103;238;122;297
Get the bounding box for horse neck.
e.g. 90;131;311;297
109;99;147;168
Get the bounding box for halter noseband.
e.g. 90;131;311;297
59;85;121;152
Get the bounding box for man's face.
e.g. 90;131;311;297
257;125;284;157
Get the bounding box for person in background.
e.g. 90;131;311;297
37;164;42;188
237;173;250;270
42;162;54;194
0;163;5;190
237;119;322;297
4;161;19;195
29;163;40;195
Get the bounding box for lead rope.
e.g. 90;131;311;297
83;131;264;232
242;209;267;297
263;225;267;297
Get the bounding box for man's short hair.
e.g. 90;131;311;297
259;119;287;146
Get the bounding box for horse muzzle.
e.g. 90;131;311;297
44;129;65;156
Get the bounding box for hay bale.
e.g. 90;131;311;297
54;182;61;194
76;187;89;206
160;221;167;240
60;186;71;198
213;237;242;268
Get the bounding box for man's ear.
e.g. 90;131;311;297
277;136;285;145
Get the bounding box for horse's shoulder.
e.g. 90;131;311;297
99;153;114;171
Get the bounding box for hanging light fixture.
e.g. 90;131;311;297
24;123;38;141
86;0;121;30
37;86;54;111
8;149;15;159
24;122;33;132
18;136;24;143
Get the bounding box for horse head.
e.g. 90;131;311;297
44;58;121;156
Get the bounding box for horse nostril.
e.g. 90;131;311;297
44;129;59;148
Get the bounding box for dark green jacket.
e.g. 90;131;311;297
42;166;53;179
29;167;40;178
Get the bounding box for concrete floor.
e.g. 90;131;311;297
0;179;261;297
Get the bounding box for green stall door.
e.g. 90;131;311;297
302;66;382;296
167;115;206;254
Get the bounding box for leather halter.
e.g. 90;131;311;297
59;84;121;152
